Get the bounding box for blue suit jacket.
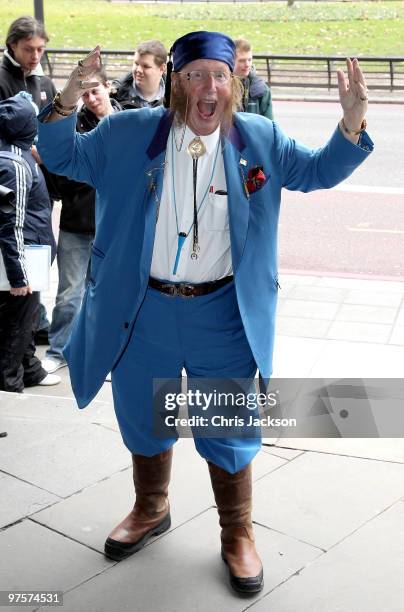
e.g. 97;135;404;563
37;106;373;407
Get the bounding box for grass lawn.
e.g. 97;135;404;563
1;0;404;55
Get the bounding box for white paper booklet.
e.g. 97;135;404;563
0;244;51;291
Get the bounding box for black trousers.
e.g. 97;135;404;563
0;291;46;392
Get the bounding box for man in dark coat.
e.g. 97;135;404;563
0;16;56;110
0;92;60;391
234;38;273;120
110;39;167;110
0;16;57;344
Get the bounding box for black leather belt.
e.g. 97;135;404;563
148;275;233;298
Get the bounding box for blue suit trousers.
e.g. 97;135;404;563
111;280;261;473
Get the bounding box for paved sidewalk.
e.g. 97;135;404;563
1;271;404;612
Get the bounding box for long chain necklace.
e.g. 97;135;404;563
171;129;220;276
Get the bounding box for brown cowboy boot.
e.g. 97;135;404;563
104;448;172;560
208;461;263;594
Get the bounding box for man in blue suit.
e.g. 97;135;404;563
37;31;372;595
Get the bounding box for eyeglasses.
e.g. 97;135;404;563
178;70;231;85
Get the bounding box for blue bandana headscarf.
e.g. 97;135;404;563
172;31;235;72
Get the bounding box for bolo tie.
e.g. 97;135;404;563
172;135;213;275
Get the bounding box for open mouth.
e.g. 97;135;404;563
197;100;216;119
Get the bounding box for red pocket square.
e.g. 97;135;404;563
246;166;266;194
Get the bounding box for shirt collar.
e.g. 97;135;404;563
131;77;165;103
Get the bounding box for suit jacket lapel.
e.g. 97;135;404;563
223;121;250;274
139;111;173;287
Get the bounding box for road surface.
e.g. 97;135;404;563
275;101;404;280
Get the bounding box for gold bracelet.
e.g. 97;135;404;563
53;105;76;117
340;117;367;136
53;91;77;111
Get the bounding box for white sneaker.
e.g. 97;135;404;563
41;358;67;374
38;374;61;386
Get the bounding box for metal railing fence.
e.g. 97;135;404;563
2;48;403;91
254;54;404;91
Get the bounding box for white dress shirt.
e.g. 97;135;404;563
150;125;232;283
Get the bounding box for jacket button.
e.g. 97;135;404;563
124;322;129;329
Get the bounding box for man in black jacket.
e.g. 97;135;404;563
0;92;60;391
234;38;273;120
111;40;167;110
0;16;56;110
0;16;57;344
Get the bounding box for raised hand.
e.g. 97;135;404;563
59;45;102;108
337;58;368;133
